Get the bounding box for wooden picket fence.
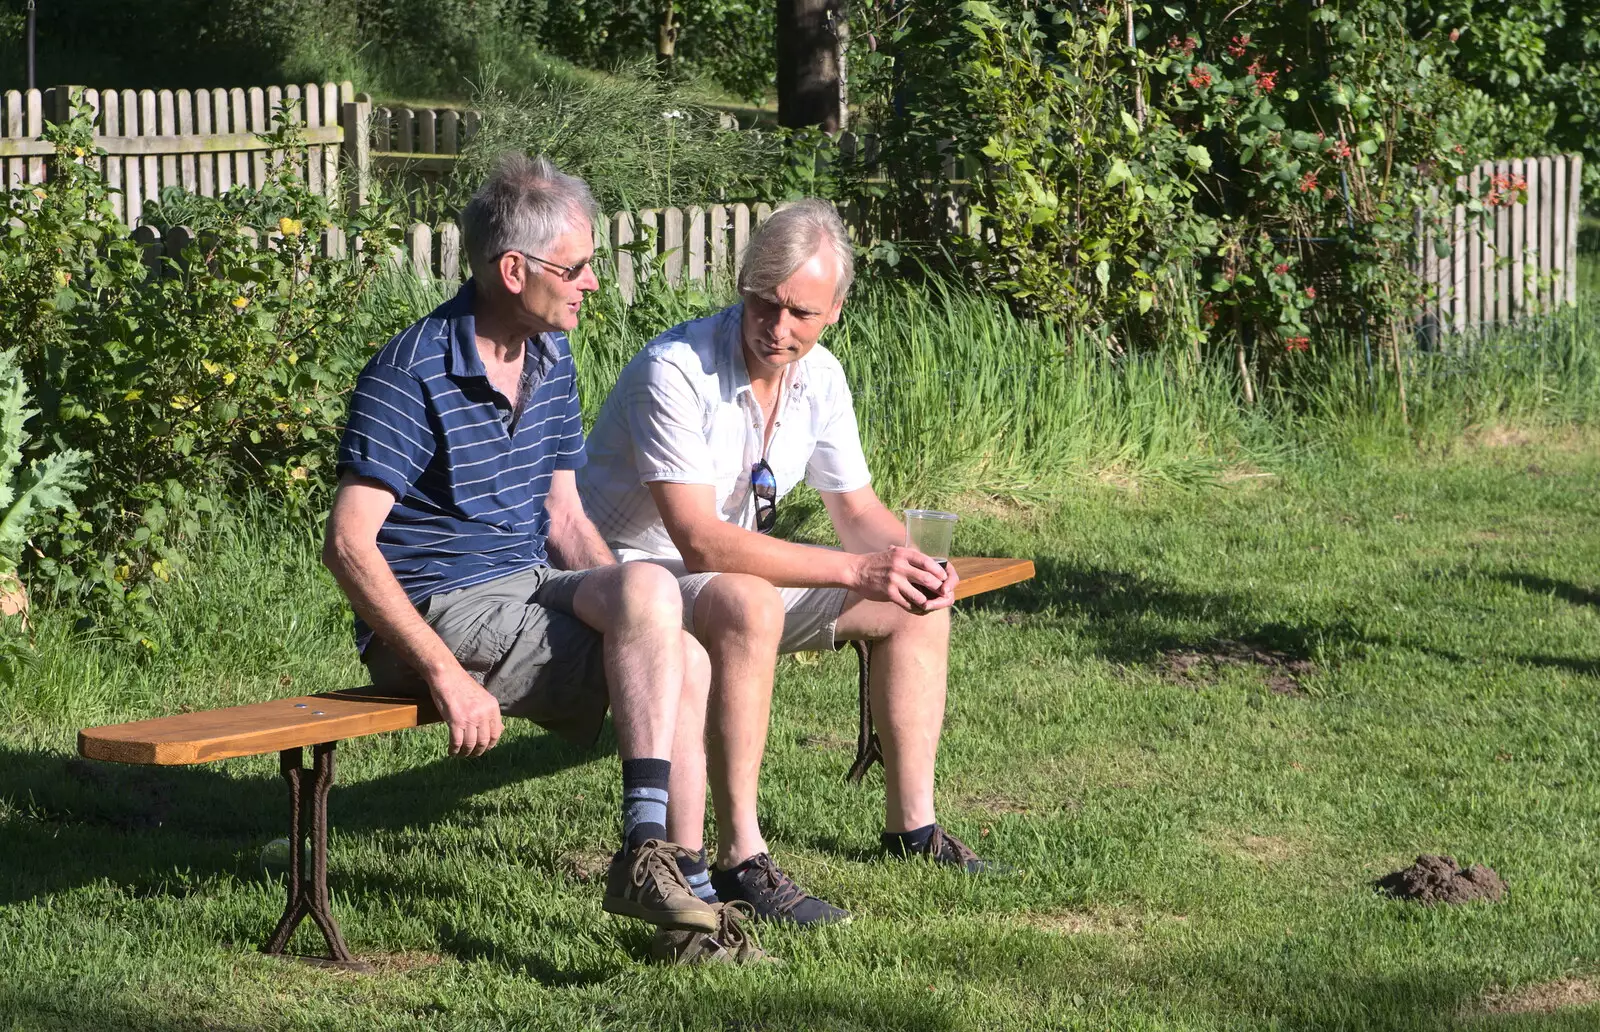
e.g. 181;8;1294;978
1416;154;1585;336
2;81;1586;322
106;201;781;305
0;84;481;226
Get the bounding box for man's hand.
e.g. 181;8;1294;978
429;666;504;757
851;546;955;612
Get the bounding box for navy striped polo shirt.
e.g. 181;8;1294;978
336;279;587;651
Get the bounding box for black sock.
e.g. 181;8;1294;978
621;757;670;852
677;848;718;902
882;823;937;856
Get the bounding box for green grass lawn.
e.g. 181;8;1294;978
3;433;1599;1030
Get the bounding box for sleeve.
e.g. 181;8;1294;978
335;362;436;498
553;351;588;471
805;373;873;493
628;355;718;485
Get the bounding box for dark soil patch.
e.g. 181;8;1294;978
1375;854;1507;905
1159;639;1317;697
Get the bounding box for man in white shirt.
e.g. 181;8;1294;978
579;199;1002;929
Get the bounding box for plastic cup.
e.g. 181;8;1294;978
904;509;958;565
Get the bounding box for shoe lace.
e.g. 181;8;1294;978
629;839;695;893
748;854;810;914
715;900;759;951
929;826;981;865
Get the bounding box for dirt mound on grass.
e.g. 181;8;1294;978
1375;855;1506;904
1160;639;1316;697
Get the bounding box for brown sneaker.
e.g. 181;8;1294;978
603;839;719;932
649;901;782;965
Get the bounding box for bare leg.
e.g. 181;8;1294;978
571;563;685;761
832;598;951;833
689;574;785;868
668;631;711;852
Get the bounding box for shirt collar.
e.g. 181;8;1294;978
445;278;560;381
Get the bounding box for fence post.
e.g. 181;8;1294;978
1568;154;1584;308
48;84;84;124
343;94;372;211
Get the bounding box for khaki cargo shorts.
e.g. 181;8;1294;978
361;566;609;747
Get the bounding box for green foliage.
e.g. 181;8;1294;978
0;349;87;579
439;70;785;215
1;0;775;104
844;0;1497;404
0;106;400;632
1413;1;1600;211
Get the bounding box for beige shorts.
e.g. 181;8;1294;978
618;553;850;654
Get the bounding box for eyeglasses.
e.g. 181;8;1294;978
513;250;592;282
751;459;778;534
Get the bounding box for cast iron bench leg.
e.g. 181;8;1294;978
846;639;882;784
263;742;369;971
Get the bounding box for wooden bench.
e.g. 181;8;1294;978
77;556;1034;968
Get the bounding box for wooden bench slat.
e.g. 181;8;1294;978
950;557;1035;599
77;557;1032;767
78;688;439;766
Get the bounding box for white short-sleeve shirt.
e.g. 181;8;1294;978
578;303;873;559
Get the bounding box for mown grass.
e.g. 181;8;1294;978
3;426;1600;1030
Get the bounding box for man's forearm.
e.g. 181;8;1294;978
545;513;617;570
325;538;458;683
680;519;862;590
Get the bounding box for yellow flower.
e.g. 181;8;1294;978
123;389;143;402
72;146;86;159
201;360;220;375
285;352;298;366
231;296;249;310
275;422;292;432
278;217;303;237
169;395;191;409
222;372;237;386
290;467;309;481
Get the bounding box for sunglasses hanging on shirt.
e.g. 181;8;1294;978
751;459;778;534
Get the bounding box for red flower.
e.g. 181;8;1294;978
1284;336;1310;352
1254;70;1278;94
1331;139;1353;160
1201;302;1219;327
1273;262;1290;275
1304;286;1317;299
1299;170;1319;193
1169;35;1198;55
1449;28;1460;42
1227;34;1251;58
1188;65;1213;89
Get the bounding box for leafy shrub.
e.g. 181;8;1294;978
0;108;400;632
0;349;87;580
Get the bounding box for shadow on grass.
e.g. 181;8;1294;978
1492;572;1600;611
0;727;595;908
964;555;1389;667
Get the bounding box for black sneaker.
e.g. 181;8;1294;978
710;853;852;927
884;824;1011;875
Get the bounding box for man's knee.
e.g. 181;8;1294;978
695;573;784;644
601;561;684;629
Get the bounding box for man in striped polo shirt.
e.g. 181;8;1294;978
324;155;765;963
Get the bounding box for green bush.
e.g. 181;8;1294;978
0;108;401;632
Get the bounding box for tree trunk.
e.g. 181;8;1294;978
777;0;844;131
657;2;678;76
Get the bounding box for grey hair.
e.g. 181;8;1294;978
737;198;855;304
460;153;599;280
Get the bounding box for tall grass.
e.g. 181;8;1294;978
352;261;1600;510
